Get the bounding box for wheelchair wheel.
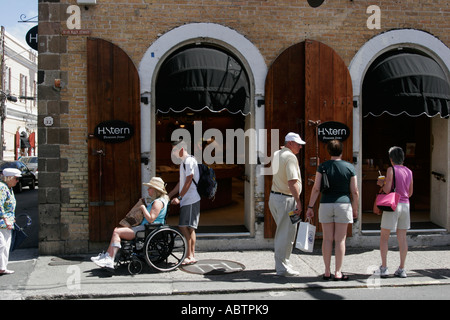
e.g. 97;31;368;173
128;257;143;275
144;227;187;272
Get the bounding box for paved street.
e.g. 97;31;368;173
14;187;38;249
114;284;450;300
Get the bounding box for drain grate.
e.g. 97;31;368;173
180;259;245;275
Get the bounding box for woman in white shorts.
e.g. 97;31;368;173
375;147;413;278
306;140;359;281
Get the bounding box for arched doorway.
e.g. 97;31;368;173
349;30;450;233
264;40;353;238
86;38;141;242
139;23;267;237
361;48;450;231
154;45;250;233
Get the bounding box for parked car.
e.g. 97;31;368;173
0;160;37;193
19;156;38;180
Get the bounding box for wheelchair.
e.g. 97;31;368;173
115;222;187;275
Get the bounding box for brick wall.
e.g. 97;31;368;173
38;0;449;253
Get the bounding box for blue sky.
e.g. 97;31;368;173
0;0;38;46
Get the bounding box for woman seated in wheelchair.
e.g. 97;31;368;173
91;177;169;269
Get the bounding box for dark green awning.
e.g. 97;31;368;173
363;52;449;118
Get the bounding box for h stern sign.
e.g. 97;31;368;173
317;121;350;142
94;120;134;143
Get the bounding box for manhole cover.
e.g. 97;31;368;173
180;259;245;275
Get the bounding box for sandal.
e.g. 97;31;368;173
182;258;197;266
334;273;349;281
322;274;333;281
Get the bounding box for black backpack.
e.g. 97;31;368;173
183;158;217;200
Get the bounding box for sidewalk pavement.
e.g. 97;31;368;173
2;245;450;300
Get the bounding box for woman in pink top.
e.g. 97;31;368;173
375;146;414;278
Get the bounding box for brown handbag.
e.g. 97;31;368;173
119;198;146;227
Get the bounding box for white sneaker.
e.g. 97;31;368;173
94;254;114;269
90;252;107;262
276;269;300;277
374;266;389;278
394;267;407;278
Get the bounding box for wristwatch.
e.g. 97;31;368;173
307;205;314;209
177;195;182;201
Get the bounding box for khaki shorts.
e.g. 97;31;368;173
319;203;353;224
381;202;410;231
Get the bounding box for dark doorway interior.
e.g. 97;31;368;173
154;44;251;233
155;110;247;232
361;114;444;230
360;47;449;232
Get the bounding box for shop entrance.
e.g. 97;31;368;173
154;45;251;234
361;114;440;230
361;49;449;232
155;110;247;232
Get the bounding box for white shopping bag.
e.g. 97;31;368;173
295;219;316;252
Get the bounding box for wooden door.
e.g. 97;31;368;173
264;40;353;238
87;38;141;242
264;42;306;238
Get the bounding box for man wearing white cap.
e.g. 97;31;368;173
269;132;305;276
0;168;21;275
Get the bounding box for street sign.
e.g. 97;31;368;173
26;25;38;51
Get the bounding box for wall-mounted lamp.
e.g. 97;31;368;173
77;0;97;5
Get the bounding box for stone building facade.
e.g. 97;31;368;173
38;0;449;254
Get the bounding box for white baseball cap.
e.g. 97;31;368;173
285;132;306;145
2;168;22;177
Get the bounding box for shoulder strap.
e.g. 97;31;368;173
391;166;396;192
320;161;330;173
182;156;199;187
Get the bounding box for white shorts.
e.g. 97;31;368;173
318;203;353;224
381;202;410;231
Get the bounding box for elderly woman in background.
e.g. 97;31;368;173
375;146;413;278
0;168;22;275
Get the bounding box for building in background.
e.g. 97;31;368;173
1;27;37;161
